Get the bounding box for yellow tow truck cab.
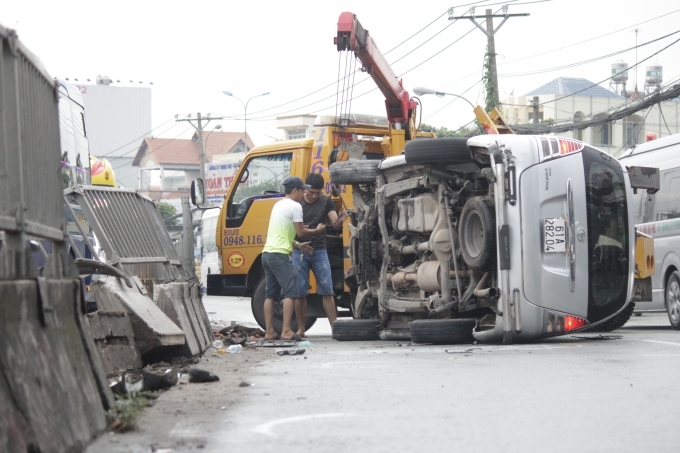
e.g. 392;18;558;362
208;114;427;329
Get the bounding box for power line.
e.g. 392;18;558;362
96;116;177;158
510;82;680;134
498;30;680;78
112;126;194;171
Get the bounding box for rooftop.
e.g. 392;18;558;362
526;77;623;99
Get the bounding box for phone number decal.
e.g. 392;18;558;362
223;234;263;246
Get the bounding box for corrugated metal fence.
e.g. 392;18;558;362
0;24;64;279
65;185;192;283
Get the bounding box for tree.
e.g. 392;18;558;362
157;202;179;227
420;123;483;138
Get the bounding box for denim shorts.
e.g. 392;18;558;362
262;252;299;300
291;249;334;297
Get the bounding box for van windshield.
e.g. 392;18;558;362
582;147;629;323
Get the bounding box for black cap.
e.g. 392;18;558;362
282;176;311;190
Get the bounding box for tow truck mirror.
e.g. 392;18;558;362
191;178;206;207
627;166;660;195
240;169;249;184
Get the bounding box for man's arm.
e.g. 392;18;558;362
294;222;325;237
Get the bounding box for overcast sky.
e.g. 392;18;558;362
3;0;679;148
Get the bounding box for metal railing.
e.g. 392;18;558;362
1;24;64;279
65;185;192;282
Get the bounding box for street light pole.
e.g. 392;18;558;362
223;91;270;152
413;87;476;111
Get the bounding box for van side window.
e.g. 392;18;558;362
663;177;680;220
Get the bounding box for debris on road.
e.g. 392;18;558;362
110;368;178;394
239;381;254;387
276;349;306;356
214;324;266;346
571;335;623;341
188;367;220;383
445;348;483;354
297;340;315;348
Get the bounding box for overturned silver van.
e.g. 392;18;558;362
331;134;652;344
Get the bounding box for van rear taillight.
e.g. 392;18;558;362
540;137;585;160
544;311;589;335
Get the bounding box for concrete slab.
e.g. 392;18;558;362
86;311;143;374
0;280;110;453
91;278;185;354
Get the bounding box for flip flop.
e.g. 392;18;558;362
280;333;302;341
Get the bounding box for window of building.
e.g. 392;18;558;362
573;111;584;141
287;128;307;140
625;114;643;147
592;114;612;146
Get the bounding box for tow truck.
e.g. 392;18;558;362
194;12;657;343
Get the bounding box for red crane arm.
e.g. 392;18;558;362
335;12;418;125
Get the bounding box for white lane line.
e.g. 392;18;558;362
254;413;346;437
644;340;680;347
318;361;373;368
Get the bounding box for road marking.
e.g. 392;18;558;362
254;413;346;437
644;340;680;347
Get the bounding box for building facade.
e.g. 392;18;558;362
502;77;680;156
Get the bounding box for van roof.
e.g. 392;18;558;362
620;133;680;158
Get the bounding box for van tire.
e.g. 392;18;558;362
584;302;635;332
329;160;379;185
410;319;476;345
332;319;381;341
251;278;317;334
459;197;496;271
403;137;473;165
666;271;680;330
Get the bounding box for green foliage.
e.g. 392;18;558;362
106;394;153;433
157;202;179;227
482;46;499;113
420;123;484;138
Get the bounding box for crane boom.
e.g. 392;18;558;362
335;12;418;127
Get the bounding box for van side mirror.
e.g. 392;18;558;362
191;178;206;206
627;166;660;195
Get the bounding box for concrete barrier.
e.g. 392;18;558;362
0;279;113;453
86;310;143;375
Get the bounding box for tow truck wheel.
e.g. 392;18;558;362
332;319;381;341
329;160;380;185
403;137;473;165
251;278;317;334
666;271;680;330
410;319;476;345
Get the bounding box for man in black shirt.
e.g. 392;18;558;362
292;173;347;337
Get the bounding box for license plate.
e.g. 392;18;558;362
544;218;566;253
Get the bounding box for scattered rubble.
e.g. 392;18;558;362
188;367;220;383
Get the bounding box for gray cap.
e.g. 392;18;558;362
282;176;311;190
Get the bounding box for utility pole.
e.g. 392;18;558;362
449;5;528;109
176;113;224;182
532;96;539;125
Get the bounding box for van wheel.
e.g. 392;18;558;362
332;319;380;341
410;319;476;345
251;278;317;334
403;137;473;165
459;197;496;271
584;302;635;332
329;160;379;185
666;272;680;330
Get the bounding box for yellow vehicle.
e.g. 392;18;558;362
205;114;425;331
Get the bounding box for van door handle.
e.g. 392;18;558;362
567;179;575;292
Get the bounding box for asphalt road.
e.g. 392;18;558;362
91;296;680;453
